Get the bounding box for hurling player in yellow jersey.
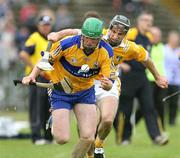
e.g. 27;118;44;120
22;17;113;158
47;14;168;158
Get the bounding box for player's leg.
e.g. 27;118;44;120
117;94;134;144
29;86;42;143
96;96;118;145
136;81;168;145
72;103;97;158
52;109;71;144
49;89;73;144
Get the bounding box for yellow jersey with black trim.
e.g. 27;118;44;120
22;32;49;75
124;27;152;71
112;39;148;65
48;35;113;93
102;29;148;79
103;30;148;65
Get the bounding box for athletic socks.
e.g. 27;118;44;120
95;137;104;148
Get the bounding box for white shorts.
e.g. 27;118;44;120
95;78;121;102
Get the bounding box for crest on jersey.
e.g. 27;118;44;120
71;57;77;63
93;62;99;68
122;41;130;53
116;56;122;62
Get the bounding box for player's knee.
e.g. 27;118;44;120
103;120;113;129
101;115;114;126
80;136;95;144
54;135;70;144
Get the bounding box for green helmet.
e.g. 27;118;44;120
81;17;103;39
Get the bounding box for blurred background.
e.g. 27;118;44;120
0;0;180;111
0;1;180;157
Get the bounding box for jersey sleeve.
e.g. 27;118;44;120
49;41;63;61
131;43;149;62
126;28;138;41
22;35;36;55
98;56;112;79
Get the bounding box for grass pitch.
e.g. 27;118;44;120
0;111;180;158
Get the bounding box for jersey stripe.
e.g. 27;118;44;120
59;56;100;78
22;45;35;55
99;40;113;58
60;35;81;51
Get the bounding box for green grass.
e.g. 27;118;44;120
0;111;180;158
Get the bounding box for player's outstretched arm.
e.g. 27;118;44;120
47;29;80;42
22;65;42;85
142;58;168;88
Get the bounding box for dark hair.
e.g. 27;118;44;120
82;11;101;22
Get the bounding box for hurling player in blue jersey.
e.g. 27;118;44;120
22;17;114;158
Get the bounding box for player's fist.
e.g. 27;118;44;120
99;75;113;91
22;76;36;85
47;32;59;42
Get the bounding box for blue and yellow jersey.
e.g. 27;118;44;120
48;35;113;93
22;32;49;75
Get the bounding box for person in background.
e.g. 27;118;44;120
114;10;169;145
19;15;54;145
146;26;167;130
164;30;180;126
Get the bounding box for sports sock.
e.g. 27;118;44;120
95;137;104;148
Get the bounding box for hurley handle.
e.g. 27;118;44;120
46;41;52;51
13;80;36;86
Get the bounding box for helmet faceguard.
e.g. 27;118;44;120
107;15;130;47
109;15;131;33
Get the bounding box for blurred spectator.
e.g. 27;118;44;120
0;0;9;18
0;9;17;71
0;9;19;108
19;0;38;33
19;15;54;145
48;0;71;6
164;31;180;126
112;0;121;13
54;5;74;31
0;0;10;31
15;25;30;51
146;26;167;130
114;11;168;145
120;0;156;16
38;7;55;22
81;10;102;23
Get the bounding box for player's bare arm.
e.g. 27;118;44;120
47;29;80;42
142;58;168;88
22;65;42;85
